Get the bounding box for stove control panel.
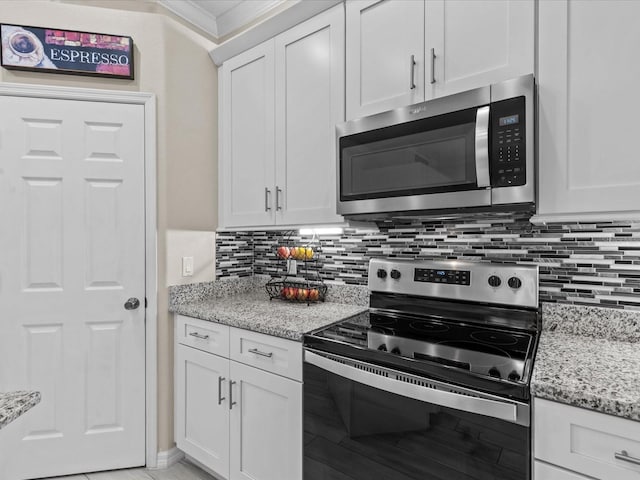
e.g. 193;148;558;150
369;258;539;308
415;268;470;286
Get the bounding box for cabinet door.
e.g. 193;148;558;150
534;398;640;480
346;0;425;120
220;41;276;228
534;461;590;480
275;4;345;226
425;0;534;100
537;0;640;218
229;361;302;480
175;345;230;478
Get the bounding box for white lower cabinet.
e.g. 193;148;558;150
534;461;590;480
175;344;230;478
175;315;303;480
534;398;640;480
229;361;302;480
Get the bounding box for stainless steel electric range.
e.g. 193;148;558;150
303;258;540;480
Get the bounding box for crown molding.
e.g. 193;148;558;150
216;0;283;39
157;0;221;37
210;0;342;66
156;0;285;40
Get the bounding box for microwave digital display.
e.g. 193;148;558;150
499;114;519;126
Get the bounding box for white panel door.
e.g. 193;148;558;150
175;345;229;478
346;0;425;120
537;0;640;216
425;0;534;99
220;41;276;228
275;4;345;226
229;361;302;480
0;96;146;479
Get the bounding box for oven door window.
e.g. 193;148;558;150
304;362;529;480
340;107;480;201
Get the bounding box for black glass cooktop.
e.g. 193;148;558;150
304;296;540;401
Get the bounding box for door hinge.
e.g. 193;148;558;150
145;297;148;308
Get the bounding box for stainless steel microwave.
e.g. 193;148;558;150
336;74;535;218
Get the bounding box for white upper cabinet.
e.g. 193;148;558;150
425;0;534;99
345;0;534;120
220;41;276;228
536;0;640;220
219;4;344;229
275;5;345;226
346;0;425;120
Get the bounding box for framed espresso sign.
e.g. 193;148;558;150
0;24;134;79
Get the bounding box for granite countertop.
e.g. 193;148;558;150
169;276;369;341
532;303;640;421
0;391;41;430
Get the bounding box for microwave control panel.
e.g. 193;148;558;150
491;96;526;187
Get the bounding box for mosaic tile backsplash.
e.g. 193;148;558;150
216;213;640;310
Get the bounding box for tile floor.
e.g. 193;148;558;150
39;460;218;480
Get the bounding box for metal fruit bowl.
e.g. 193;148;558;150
265;279;327;304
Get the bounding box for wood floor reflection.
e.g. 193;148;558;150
304;363;527;480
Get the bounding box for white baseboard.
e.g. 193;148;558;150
152;447;184;469
184;454;225;480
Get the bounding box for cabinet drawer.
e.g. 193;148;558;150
534;398;640;480
534;461;589;479
229;327;302;381
176;315;229;357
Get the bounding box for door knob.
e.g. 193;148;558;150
124;297;140;310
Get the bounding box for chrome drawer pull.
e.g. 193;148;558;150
248;348;273;358
188;332;209;340
615;450;640;466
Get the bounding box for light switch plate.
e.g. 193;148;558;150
182;256;194;277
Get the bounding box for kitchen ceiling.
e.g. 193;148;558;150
157;0;286;40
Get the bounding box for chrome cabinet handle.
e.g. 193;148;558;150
218;376;225;405
124;297;140;310
264;187;271;212
229;379;237;410
615;450;640;466
409;54;416;90
275;186;282;211
188;332;209;340
430;48;436;84
248;348;273;358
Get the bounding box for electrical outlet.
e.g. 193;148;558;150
182;256;194;277
287;259;297;275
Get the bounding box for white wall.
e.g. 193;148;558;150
0;0;218;454
166;230;216;286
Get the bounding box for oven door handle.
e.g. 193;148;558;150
305;350;529;427
475;105;491;188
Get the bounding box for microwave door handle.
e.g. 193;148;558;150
304;350;528;426
475;106;491;188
